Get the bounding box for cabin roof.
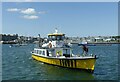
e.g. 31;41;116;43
48;33;65;36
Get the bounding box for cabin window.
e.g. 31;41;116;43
48;36;52;40
43;51;45;55
39;50;42;54
57;35;65;40
37;50;39;54
38;51;40;54
62;35;65;40
63;49;70;54
63;49;70;57
57;36;61;40
35;50;37;54
48;35;65;41
52;36;56;40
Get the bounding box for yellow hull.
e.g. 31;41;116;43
32;54;97;73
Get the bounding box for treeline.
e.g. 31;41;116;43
112;36;120;38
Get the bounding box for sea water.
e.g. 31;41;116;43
2;44;119;80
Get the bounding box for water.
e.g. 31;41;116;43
2;44;119;80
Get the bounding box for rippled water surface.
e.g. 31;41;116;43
2;44;119;80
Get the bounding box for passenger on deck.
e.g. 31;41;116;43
48;42;52;48
47;50;49;56
56;52;60;57
82;44;88;55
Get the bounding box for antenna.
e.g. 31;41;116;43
38;34;40;38
38;34;42;47
55;28;58;33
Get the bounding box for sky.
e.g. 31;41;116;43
1;0;120;2
2;2;118;37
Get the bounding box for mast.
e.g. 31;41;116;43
38;34;42;48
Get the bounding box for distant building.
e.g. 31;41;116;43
94;37;103;42
0;34;18;41
17;36;39;43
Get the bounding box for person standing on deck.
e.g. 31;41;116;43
82;44;88;55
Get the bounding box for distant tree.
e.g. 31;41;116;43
112;36;120;38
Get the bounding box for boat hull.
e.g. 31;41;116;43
32;54;97;73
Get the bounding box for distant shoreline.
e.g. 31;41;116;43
0;41;120;44
88;42;120;44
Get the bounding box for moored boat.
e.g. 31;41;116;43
31;29;98;73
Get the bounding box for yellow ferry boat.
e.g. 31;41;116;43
31;29;98;73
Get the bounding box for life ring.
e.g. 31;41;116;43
49;43;52;48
